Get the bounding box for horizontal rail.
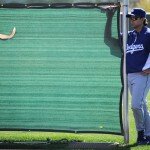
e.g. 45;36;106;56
0;2;120;9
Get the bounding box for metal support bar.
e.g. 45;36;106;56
122;0;129;144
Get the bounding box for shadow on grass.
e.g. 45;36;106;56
0;140;138;150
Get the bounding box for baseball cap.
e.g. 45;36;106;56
126;8;146;18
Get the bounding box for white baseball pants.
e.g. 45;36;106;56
128;73;150;136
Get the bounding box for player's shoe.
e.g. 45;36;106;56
137;130;149;145
137;138;149;145
146;136;150;144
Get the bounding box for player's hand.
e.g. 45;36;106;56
142;68;150;75
105;7;116;21
107;9;116;16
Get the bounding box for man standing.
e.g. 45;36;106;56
105;7;150;145
126;8;150;145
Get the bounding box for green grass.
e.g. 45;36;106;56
0;93;150;149
0;131;123;143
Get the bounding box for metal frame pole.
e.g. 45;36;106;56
122;0;129;144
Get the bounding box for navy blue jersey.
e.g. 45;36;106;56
126;26;150;73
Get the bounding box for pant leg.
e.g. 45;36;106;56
143;75;150;136
128;73;150;132
143;102;150;136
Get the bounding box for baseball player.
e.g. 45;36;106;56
105;8;150;145
126;8;150;145
0;27;16;40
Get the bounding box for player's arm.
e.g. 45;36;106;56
0;27;16;40
104;8;122;58
142;35;150;74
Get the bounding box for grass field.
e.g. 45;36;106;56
0;94;150;149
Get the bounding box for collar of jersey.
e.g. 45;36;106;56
134;26;147;35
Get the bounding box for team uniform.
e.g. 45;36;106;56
126;26;150;137
126;26;150;73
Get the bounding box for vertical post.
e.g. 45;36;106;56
122;0;129;144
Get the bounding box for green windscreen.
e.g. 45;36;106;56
0;4;123;134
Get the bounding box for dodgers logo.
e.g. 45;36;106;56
126;44;144;54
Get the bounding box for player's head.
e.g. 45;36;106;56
126;8;148;26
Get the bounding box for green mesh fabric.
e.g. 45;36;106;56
0;7;122;134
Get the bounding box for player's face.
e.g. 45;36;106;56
130;16;144;29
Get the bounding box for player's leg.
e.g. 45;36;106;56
128;73;149;144
142;75;150;141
